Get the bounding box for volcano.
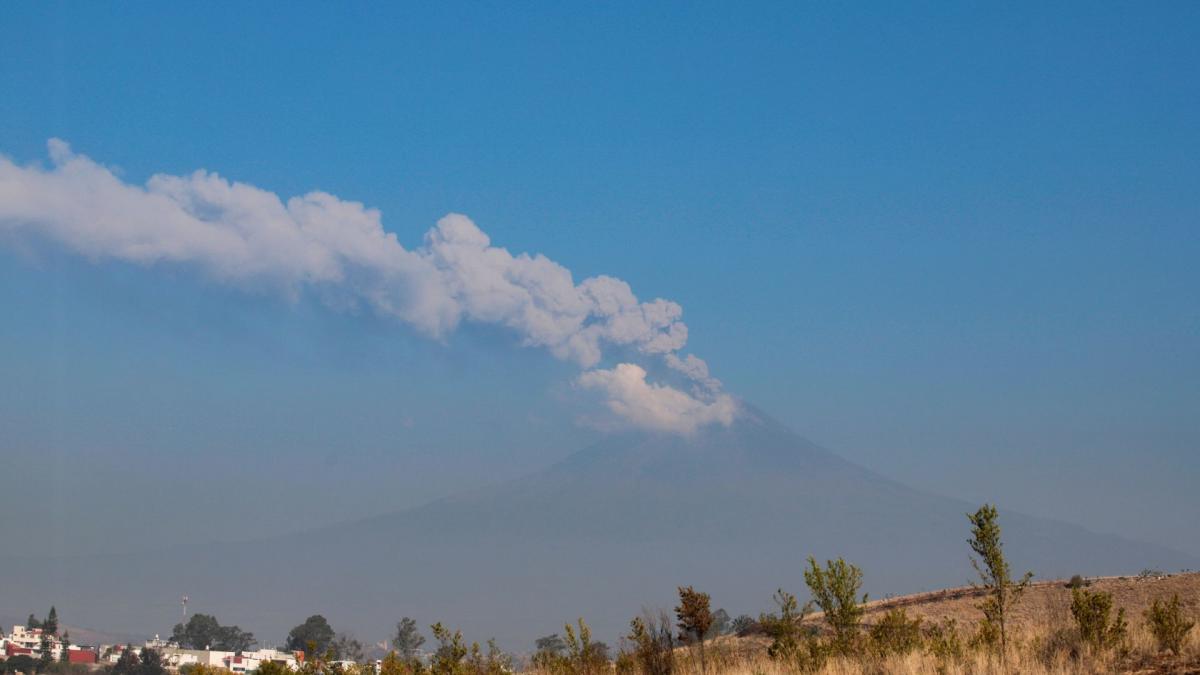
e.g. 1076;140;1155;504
5;408;1195;647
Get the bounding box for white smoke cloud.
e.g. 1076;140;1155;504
577;363;737;435
0;140;739;433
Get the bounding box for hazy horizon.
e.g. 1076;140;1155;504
1;1;1198;645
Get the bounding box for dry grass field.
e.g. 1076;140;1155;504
657;573;1200;675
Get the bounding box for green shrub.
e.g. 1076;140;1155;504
968;619;1000;653
1067;575;1085;590
429;623;468;675
1144;594;1195;656
803;557;866;655
925;619;965;665
1070;587;1128;654
868;608;922;657
759;589;827;673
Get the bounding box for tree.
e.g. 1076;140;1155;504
334;634;364;662
394;618;426;660
707;609;730;638
429;623;467;675
1144;594;1195;656
674;586;713;674
534;634;565;656
3;655;37;674
967;504;1032;664
171;614;256;651
27;614;41;629
39;633;54;669
803;556;866;655
44;607;58;636
563;618;606;675
139;648;167;675
257;663;293;675
729;615;754;635
379;651;422;675
1070;587;1128;654
113;649;141;675
60;631;72;663
759;589;825;673
286;616;336;656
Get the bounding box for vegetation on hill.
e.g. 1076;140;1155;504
5;505;1197;675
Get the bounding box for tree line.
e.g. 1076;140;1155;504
5;505;1195;675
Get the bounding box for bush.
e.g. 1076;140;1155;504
1070;587;1128;654
802;557;866;655
623;612;674;675
924;618;966;670
1033;626;1083;666
1144;594;1195;656
868;608;922;657
759;589;826;673
1067;575;1085;590
968;619;1000;653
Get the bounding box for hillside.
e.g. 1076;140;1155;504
713;573;1200;674
2;409;1196;647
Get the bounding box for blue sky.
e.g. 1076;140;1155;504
1;2;1197;556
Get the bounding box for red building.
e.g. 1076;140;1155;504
67;649;99;665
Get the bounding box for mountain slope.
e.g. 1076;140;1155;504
3;409;1195;648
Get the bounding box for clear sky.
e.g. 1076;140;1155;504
1;2;1197;558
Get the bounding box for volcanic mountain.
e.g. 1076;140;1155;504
5;408;1195;647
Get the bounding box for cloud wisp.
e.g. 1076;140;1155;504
0;140;738;434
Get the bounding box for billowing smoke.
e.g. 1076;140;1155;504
0;140;738;434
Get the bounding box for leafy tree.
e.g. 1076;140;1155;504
867;608;922;657
394;618;426;660
334;634;364;662
171;614;256;651
967;504;1032;664
256;663;293;675
139;649;167;675
27;614;41;630
471;639;510;675
1070;587;1128;654
429;623;467;675
286;616;337;656
1144;594;1195;656
534;634;565;657
729;615;754;635
39;633;55;669
219;626;257;652
172;615;220;649
803;556;866;655
759;589;826;674
59;632;71;664
379;651;423;675
3;655;37;674
674;586;713;674
112;649;141;675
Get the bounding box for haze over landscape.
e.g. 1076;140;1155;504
1;1;1198;663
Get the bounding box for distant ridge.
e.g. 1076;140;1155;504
3;407;1195;647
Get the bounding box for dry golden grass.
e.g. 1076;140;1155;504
534;574;1200;675
675;615;1200;674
